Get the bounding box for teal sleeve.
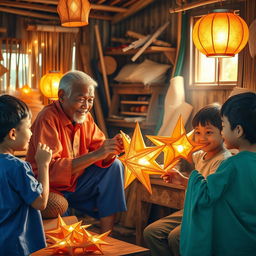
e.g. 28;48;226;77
180;159;235;256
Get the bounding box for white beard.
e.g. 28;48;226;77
73;112;86;124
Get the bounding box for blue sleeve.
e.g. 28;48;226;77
10;161;43;205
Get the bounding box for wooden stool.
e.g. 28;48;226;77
136;177;185;245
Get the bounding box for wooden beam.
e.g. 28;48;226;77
123;0;138;8
112;0;154;24
27;25;79;33
0;1;57;13
169;0;227;13
0;6;59;20
20;0;127;12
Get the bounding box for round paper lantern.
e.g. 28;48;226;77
40;71;63;100
57;0;91;27
193;9;249;57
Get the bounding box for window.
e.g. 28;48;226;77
190;16;238;87
1;50;31;91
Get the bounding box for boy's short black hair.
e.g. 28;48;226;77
0;95;30;143
192;103;222;130
221;92;256;144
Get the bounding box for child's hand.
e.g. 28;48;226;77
35;142;52;167
161;169;188;186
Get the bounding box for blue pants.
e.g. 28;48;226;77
62;159;127;218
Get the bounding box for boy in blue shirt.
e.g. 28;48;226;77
0;95;52;256
181;92;256;256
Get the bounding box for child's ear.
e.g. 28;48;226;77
8;128;17;141
235;125;244;138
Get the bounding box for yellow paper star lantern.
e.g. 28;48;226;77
147;116;205;170
119;122;165;194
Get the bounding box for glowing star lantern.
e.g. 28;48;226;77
39;71;63;100
45;215;91;243
193;9;249;57
119;122;165;194
43;215;110;255
147;116;205;170
57;0;91;27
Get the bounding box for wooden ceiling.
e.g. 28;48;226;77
0;0;155;24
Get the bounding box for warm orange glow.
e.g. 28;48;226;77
39;71;63;99
57;0;91;27
42;215;110;254
20;84;31;94
193;10;249;57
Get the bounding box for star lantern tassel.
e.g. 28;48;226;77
119;122;166;194
147;116;206;171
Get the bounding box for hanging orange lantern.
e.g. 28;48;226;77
193;9;249;57
40;71;63;100
57;0;91;27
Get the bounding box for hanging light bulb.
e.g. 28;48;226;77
193;9;249;57
40;71;63;100
57;0;91;27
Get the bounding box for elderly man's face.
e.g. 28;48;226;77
60;82;95;123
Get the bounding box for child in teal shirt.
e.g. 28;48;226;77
181;92;256;256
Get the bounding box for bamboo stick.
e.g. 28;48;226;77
169;0;227;13
131;22;170;62
27;25;79;33
94;25;111;109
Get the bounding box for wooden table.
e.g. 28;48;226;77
31;216;150;256
136;178;185;245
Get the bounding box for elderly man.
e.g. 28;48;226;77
26;70;127;232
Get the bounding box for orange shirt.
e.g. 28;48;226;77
26;101;110;193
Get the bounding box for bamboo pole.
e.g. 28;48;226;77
94;24;111;109
169;0;227;13
27;25;79;33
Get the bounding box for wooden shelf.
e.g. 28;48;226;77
121;111;147;116
106;46;175;55
106;46;176;64
121;100;149;105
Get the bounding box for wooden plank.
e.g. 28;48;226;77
19;0;127;12
131;22;170;62
112;0;154;24
94;24;111;109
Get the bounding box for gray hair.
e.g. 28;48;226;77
59;70;97;98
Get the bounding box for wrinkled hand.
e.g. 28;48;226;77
99;135;124;160
161;168;188;186
35;142;52;167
